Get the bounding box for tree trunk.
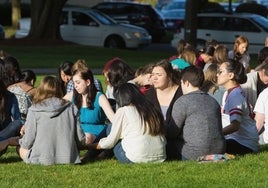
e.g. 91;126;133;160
29;0;67;39
184;0;205;47
11;0;21;28
228;0;233;13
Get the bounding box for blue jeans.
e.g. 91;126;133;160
113;141;133;164
0;120;22;141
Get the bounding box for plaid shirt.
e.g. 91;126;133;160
66;78;103;93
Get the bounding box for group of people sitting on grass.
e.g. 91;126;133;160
1;35;268;165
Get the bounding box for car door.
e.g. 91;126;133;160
228;17;264;53
197;16;232;48
197;15;265;53
60;10;102;46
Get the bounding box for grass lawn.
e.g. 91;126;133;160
1;146;268;187
0;43;264;187
0;43;258;71
0;44;175;70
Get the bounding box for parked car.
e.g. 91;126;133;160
0;24;5;39
15;7;152;49
219;2;240;12
92;2;166;42
171;13;268;54
161;0;186;15
162;9;185;32
235;2;268;18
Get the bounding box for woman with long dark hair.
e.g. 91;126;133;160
92;83;166;163
217;59;259;155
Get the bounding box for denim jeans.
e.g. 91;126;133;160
0;120;22;141
113;141;133;164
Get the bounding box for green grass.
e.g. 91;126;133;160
0;44;258;71
0;44;175;70
1;146;268;187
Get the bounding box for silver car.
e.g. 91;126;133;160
15;7;152;49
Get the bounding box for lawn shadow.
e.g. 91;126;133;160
0;155;22;163
259;144;268;152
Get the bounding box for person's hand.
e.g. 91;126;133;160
8;137;20;146
20;125;25;136
87;143;98;149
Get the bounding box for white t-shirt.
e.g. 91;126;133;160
99;106;166;163
221;86;259;151
254;88;268;143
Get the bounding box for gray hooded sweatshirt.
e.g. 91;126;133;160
19;97;85;165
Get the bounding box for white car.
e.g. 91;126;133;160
15;7;152;49
171;13;268;54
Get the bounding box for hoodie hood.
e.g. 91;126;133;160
30;97;71;118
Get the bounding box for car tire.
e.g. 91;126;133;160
104;36;125;49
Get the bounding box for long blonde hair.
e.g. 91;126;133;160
33;76;63;104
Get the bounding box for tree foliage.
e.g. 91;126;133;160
11;0;21;28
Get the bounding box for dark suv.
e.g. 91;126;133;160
92;2;166;42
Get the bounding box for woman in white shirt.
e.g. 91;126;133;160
90;83;166;163
217;59;259;155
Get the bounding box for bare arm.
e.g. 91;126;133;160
223;120;240;135
255;112;265;134
63;91;73;101
99;94;115;123
86;142;102;150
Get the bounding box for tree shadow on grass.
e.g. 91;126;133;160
259;144;268;152
0;147;22;163
0;156;22;163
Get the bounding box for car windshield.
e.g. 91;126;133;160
252;16;268;32
162;10;185;18
162;1;185;11
89;10;117;25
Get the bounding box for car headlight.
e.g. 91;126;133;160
133;32;141;38
124;31;142;39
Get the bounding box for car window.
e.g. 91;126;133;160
252;16;268;32
198;17;225;30
143;6;157;18
72;12;96;26
230;18;260;32
117;4;133;14
89;10;117;25
163;1;185;10
95;3;115;14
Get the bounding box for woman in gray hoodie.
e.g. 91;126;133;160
18;76;86;165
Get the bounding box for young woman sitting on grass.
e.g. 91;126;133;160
64;65;115;161
90;83;166;163
217;59;259;155
18;76;87;165
0;78;22;141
